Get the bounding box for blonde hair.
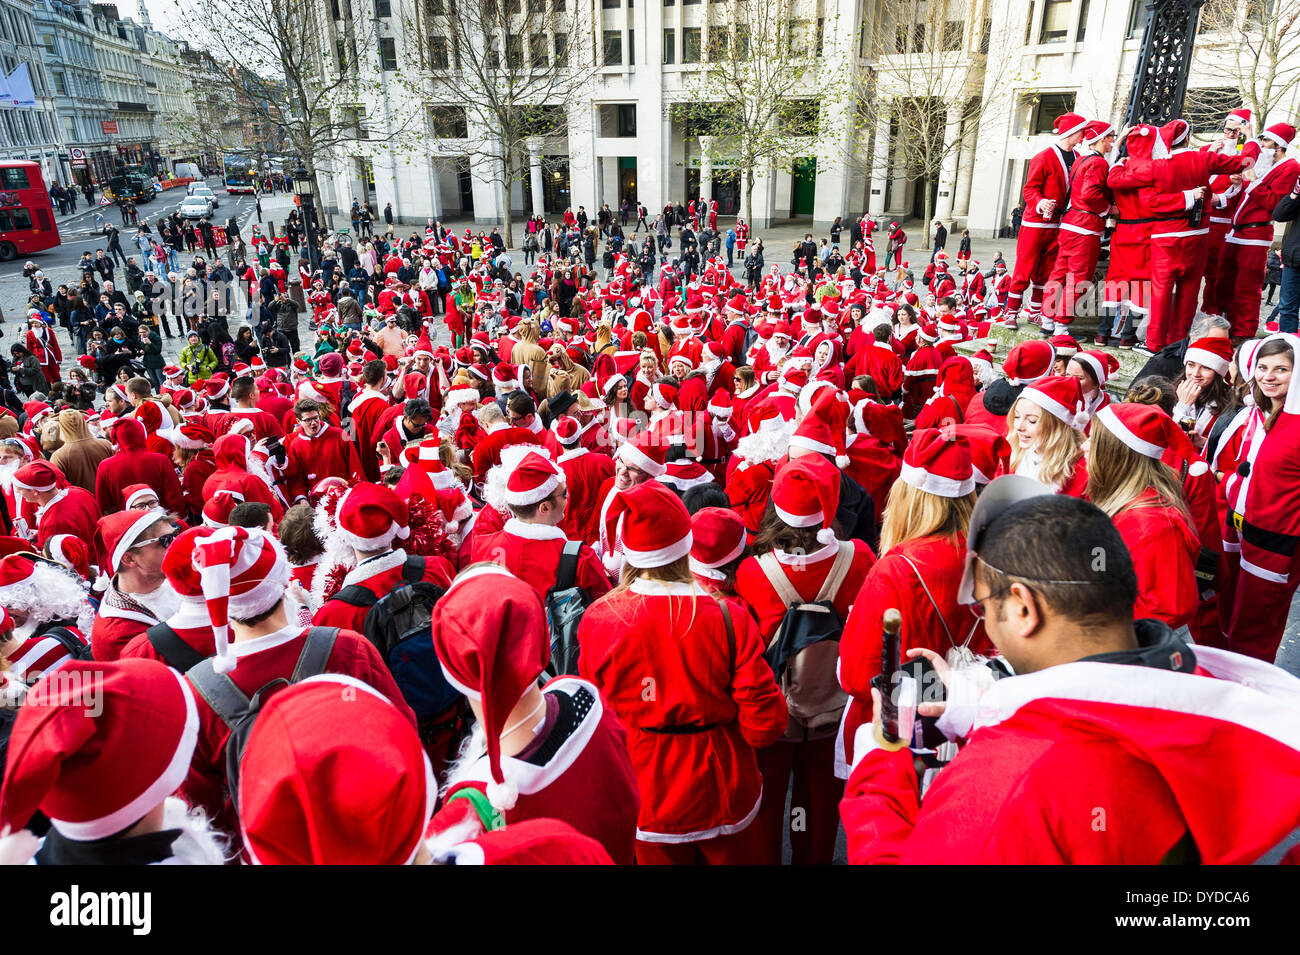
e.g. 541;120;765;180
878;479;976;556
1086;419;1190;519
1006;399;1082;490
609;556;700;632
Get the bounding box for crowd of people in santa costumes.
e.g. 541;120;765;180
0;156;1299;866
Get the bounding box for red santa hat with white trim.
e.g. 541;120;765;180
335;482;411;552
194;526;290;674
161;525;216;599
603;479;693;568
1002;338;1056;385
430;565;551;813
771;454;841;546
202;488;246;528
1019;374;1086;429
901;427;975;497
689;506;746;582
1072;348;1118;387
1053;111;1088;138
552;415;582;447
504;451;563;507
789;388;850;467
122;483;157;510
492;362;521;391
0;659;200;855
953;424;1011;486
1262;123;1296;149
1049;334;1080;359
1092;402;1206;475
1082;119;1115;145
11;460;65;495
707;389;732;418
1184;336;1233;378
96;507;169;576
238;675;436;865
205;374;231;402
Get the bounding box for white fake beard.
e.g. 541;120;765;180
1253;150;1276;178
133;580;182;622
765;340;790;364
440;719;488;798
0;459;17;496
161;797;231;866
0;563;95;635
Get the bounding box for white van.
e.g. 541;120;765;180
174;162;201;180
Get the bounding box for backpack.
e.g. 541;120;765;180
333;556;460;720
187;626;339;803
737;321;759;361
39;625;94;663
757;542;854;735
545;541;593;677
145;622;208;672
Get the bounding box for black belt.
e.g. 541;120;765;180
1116;214;1189;225
644;723;719;735
1233;220;1272;231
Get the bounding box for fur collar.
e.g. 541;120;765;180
339;548;408;588
504;518;567;541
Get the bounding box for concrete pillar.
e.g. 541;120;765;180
698;135;714;202
869;108;891;217
954;116;978;218
427;160;444;221
934;106;962;221
568;102;597;216
527;137;545;216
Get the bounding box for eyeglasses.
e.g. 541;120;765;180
132;530;178;551
968;586;1011;619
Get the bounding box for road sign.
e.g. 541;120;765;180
70;147;86;160
101;121;118;135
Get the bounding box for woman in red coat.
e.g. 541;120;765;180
1004;375;1088;496
1088;403;1202;630
839;429;989;777
577;481;786;865
734;454;875;865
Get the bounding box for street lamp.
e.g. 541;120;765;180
291;166;319;273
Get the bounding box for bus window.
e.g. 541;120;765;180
0;211;11;231
0;167;30;190
12;209;31;230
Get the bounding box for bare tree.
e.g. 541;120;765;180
1192;0;1300;123
409;0;598;247
667;1;841;225
848;0;1029;232
179;0;426;226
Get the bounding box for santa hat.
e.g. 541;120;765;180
122;484;157;510
953;424;1011;485
789;388;850;467
1019;374;1086;429
238;675;435;865
163;364;183;381
901;427;975;497
1184;336;1233;378
916;322;939;343
1073;348;1118;386
1083;120;1114;145
22;401;50;427
0;659;200;847
1262;123;1295;149
335;483;411;552
1002;339;1056;385
161;525;216;598
1227;107;1252;125
233;362;251;379
603;480;693;568
650;381;678;410
771;454;841;545
105;383;129;406
504;451;562;507
492;363;520;391
1162;118;1191;148
969;348;995;379
45;535;92;582
205;375;231;402
552;415;582;447
445;387;480;409
778;366;808;395
1093;403;1204;474
161;422;215;451
616;428;668;478
96;507;166;575
413;332;435;359
689;507;746;581
707;389;732;418
1049;334;1079;358
194;527;290;674
1053;111;1088;138
202;488;246;528
430;566;551;812
292;357;312;377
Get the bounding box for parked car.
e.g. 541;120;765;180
189;184;219;208
180;195;213;219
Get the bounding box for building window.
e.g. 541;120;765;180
708;27;729;60
330;0;341;18
602;0;618;6
529;32;547;66
617;104;637;136
430;36;449;68
506;33;522;67
682;27;701;62
629;29;635;65
603;30;622;65
664;0;673;5
554;32;568;66
430;104;469;138
912;22;925;52
379;37;398;70
684;0;700;5
1076;0;1090;39
53;72;66;96
663;28;675;63
374;0;391;16
895;24;908;53
943;20;962;50
1185;87;1242;134
1031;92;1076;134
1039;0;1071;42
1128;0;1146;37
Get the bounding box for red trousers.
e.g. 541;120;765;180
1146;233;1209;351
1214;240;1268;339
635;819;769;865
1200;221;1232;315
1104;232;1150;313
753;736;843;865
1227;553;1300;663
1043;227;1102;325
1006;225;1060;315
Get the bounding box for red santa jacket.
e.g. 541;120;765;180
557;446;615;543
1113;491;1202;630
734;539;877;645
199;407;286;443
470;519;613;604
91;578;166;662
433;676;640;864
577;581;787;842
1227;156;1300;246
841;433;902;524
849;341;905;399
1060;151;1113;236
118;599;216;664
313;548;454;633
841;639;1300;863
180;451;216;521
348;390;393;482
33;486;100;554
94;433;186;516
1020;144;1073;227
471;425;542;481
281;425;363;503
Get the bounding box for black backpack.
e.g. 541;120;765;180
333;556;460;720
145;622;207;673
187;626;339;803
544;541;592;677
39;625;94;663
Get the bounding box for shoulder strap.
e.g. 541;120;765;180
815;542;856;603
293;627;340;682
401;555;426;585
709;594;736;679
555;540;582;591
145;622;206;673
897;553;978;649
186;661;252;730
333;583;378;609
40;626;88;659
756;552;803;608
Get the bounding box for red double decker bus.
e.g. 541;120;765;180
0;161;59;260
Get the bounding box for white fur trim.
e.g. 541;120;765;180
1094;405;1165;459
1020;386;1082;430
773;502;822;528
503;517;568;541
617;442;665;478
622;531;693;569
1184;347;1230;378
899;461;976;498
